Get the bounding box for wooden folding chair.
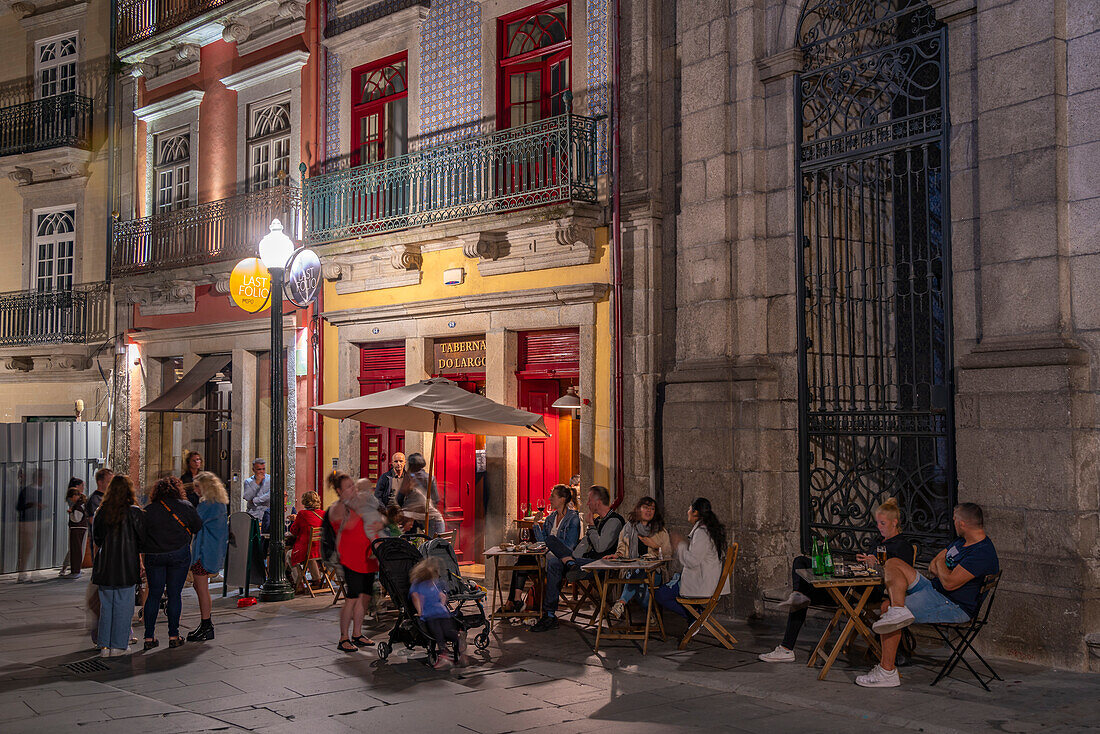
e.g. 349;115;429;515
293;528;335;598
566;577;602;627
328;562;347;605
676;543;739;650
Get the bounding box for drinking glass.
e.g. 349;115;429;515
875;544;888;566
520;527;530;544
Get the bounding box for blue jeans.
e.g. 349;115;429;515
98;585;135;650
905;574;971;624
543;536;596;616
655;576;689;618
619;569;661;606
144;545;191;639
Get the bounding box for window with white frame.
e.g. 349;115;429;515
33;208;76;292
248;95;292;191
35;34;78;99
154;129;191;213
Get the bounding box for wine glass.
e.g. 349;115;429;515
520;527;531;544
536;498;546;516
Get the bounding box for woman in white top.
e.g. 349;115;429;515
654;497;730;618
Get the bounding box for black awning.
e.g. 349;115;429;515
139;354;231;413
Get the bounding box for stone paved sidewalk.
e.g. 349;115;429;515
0;571;1095;733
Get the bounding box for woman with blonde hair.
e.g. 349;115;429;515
186;472;229;642
759;496;917;663
286;490;325;589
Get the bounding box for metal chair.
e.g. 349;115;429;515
676;543;739;650
928;571;1004;691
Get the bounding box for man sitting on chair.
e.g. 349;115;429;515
856;502;999;688
531;485;624;632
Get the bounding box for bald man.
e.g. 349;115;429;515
373;452;406;508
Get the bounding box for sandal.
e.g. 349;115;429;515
143;639;159;651
351;635;374;648
338;639;358;653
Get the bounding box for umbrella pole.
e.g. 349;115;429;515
425;411;440;537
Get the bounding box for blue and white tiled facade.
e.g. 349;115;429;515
586;0;610;173
420;0;483;144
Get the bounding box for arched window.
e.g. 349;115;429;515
498;1;571;128
351;53;408;167
794;0;954;556
34;208;76;292
249;95;292;191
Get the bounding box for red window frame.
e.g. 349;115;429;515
497;0;571;129
350;51;408;167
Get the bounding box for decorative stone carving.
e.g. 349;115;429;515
221;19;250;44
277;0;306;20
322;261;344;281
129;280;197;316
8;167;32;185
389;244;423;271
212;276;232;295
554;219;592;249
10;2;35;16
175;44;201;63
3;357;32;372
35;355;89;372
461;232;507;261
129;62;155;78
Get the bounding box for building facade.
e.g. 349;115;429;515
309;0;614;562
110;0;321;508
616;0;1099;670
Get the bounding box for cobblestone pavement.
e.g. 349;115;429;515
1;571;1096;734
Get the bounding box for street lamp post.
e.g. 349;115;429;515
258;218;296;602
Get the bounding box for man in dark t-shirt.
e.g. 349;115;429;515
856;503;999;688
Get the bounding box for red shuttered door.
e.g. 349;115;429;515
517;379;560;517
432;378;479;562
359;343;405;483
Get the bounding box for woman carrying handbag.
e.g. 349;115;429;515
142;476;202;649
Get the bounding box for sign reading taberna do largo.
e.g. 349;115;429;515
284;247;321;308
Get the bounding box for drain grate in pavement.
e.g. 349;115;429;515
65;659;110;674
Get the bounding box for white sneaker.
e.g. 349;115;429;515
776;591;812;612
99;648;111;658
609;601;625;620
758;645;796;663
856;664;900;688
872;605;915;634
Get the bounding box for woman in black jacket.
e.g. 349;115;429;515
142;476;202;649
92;475;145;657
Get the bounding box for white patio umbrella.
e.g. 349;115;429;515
312;377;550;533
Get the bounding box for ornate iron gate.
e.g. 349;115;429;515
795;0;955;557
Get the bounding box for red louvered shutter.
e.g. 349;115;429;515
359;342;405;483
517;328;579;379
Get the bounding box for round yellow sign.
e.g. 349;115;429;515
229;258;272;313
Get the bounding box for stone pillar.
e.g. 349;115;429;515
940;0;1100;669
484;329;517;551
231;348;257;511
404;335;431;457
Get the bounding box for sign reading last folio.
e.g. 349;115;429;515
229;258;271;313
434;336;486;373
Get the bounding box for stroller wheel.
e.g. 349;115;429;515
377;641;392;660
426;648;438;667
474;632;490;650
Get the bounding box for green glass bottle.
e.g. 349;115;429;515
811;537;822;575
823;536;835;577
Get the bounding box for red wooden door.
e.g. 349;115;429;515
432;379;478;562
517;379;560;518
359;378;404;483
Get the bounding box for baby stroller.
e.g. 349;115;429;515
370;536;490;665
421;536;490;650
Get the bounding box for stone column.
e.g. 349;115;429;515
483;329;517;552
231;348;257;511
939;0;1100;669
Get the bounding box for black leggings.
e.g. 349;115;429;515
425;616;461;656
507;554;538;599
782;555;884;649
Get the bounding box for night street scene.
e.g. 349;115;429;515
0;0;1098;733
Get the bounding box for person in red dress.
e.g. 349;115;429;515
286;490;325;589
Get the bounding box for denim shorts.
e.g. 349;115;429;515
906;574;970;624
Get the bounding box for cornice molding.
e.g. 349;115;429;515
134;89;205;123
220;50;309;92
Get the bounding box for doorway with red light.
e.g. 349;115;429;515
517;328;580;519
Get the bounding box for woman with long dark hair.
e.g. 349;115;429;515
654;497;730;618
142;476;201;649
92;475;145;656
609;496;672;619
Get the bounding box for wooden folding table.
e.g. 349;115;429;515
796;568;883;680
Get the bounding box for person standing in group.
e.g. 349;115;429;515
60;478;90;577
86;467;113;556
242;458;271;534
15;468;46;583
392;471;446;537
286;490;326;589
655;497;730;618
404;453;440;505
91;475;145;657
142;476;202;650
325;471;379;652
186;472;229;642
180;450;203;507
373;452;407;509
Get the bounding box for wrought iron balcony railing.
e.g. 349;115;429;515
0;282;110;348
117;0;232;49
0;93;92;158
302;112;600;246
112;184;301;277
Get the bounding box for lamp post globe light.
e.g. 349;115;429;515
258;218;296;602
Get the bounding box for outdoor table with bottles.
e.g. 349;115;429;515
585;555;669;655
797;549;884;680
486;511;549;630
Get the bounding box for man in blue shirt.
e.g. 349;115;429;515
857;503;999;688
242;458;271;532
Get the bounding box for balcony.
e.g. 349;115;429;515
302;112;600;246
116;0;232;49
112;184;301;277
0;283;110;348
0;93;92;159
